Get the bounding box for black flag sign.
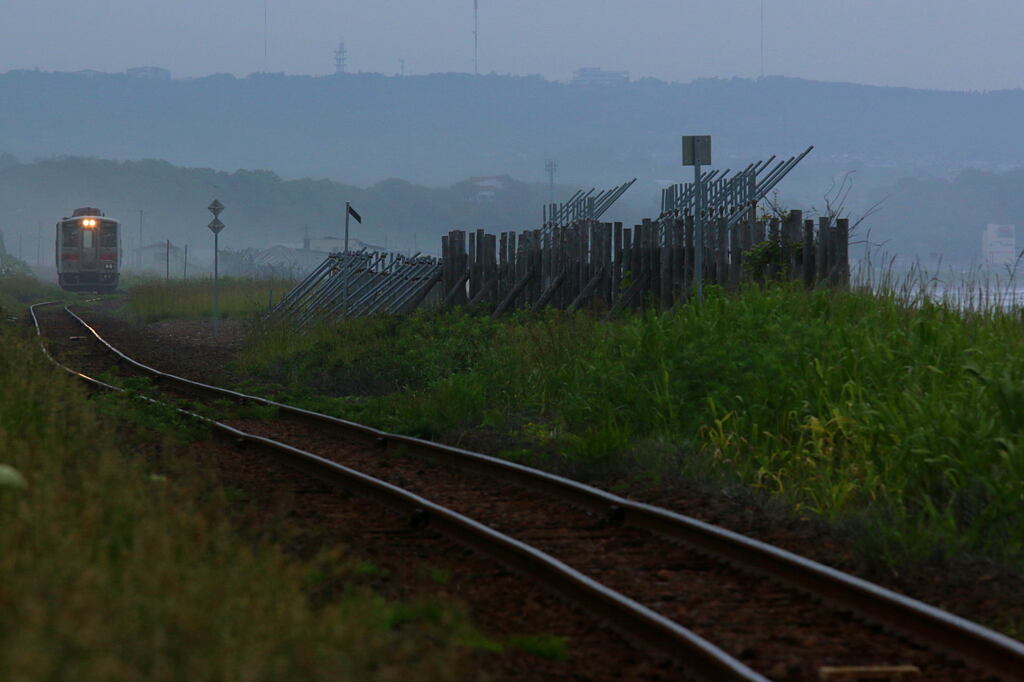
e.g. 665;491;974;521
347;204;362;224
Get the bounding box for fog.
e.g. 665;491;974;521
2;2;1024;267
3;1;1024;91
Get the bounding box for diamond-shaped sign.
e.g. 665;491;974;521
208;217;225;234
208;199;224;216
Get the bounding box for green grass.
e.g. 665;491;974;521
0;254;68;314
237;283;1024;570
124;276;295;322
0;306;486;681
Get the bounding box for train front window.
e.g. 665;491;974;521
62;223;79;247
82;228;94;249
100;222;117;247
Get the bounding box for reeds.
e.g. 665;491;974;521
240;271;1024;568
124;276;295;322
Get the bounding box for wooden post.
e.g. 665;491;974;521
836;218;850;288
441;233;451;295
802;219;815;289
467;231;477;301
684;215;694;300
787;210;803;280
533;229;543;305
485;233;497;303
816;217;830;286
729;221;741;290
827;219;840;286
779;215;791;281
612;222;623;307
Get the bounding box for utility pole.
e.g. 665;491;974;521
138;209;143;268
473;0;479;74
545;159;558;204
165;239;170;280
400;58;405;77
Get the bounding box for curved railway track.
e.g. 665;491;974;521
31;301;1024;681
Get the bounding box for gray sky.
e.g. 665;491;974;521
2;1;1023;91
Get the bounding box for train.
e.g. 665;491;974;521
56;207;120;292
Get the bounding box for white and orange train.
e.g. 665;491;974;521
56;207;120;292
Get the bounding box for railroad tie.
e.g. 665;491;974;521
818;665;920;681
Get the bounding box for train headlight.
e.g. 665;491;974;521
104;263;113;270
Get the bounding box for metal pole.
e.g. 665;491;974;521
183;245;188;279
166;239;170;280
694;163;704;302
344;202;351;311
213;232;220;336
139;210;143;268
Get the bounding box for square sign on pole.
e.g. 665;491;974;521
682;135;712;166
682;136;711;303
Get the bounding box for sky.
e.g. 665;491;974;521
1;1;1023;91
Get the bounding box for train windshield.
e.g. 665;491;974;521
100;222;117;247
61;223;79;247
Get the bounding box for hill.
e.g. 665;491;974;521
3;70;1023;197
0;155;580;257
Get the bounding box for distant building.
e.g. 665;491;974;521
982;224;1017;267
72;69;108;78
467;175;509;200
136;241;185;274
303;236;385;253
126;66;171;80
572;67;629;86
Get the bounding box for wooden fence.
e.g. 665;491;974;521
439;210;849;315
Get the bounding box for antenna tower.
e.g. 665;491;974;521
334;41;347;74
760;0;765;79
545;159;558;203
473;0;479;74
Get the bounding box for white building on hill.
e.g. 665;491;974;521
982;224;1017;268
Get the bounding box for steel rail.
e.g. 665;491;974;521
29;302;766;682
51;303;1024;681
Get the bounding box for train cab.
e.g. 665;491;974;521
56;207;120;292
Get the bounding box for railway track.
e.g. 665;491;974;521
31;301;1024;681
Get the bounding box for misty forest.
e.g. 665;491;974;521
2;70;1024;262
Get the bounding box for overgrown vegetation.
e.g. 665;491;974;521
124;276;294;322
0;297;488;680
238;283;1024;570
0;252;66;315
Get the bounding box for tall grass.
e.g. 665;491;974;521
239;283;1024;569
0;255;67;314
125;276;295;322
0;320;477;680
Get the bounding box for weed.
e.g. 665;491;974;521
124;276;295;322
505;634;569;661
238;280;1024;570
0;311;479;681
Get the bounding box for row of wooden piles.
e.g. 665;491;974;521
438;210;849;315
